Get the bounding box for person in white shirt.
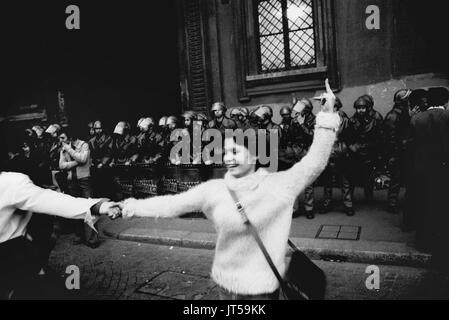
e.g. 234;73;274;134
0;169;119;299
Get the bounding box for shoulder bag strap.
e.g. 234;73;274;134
226;187;287;288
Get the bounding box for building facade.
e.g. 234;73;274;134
176;0;448;122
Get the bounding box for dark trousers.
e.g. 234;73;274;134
0;237;76;299
293;147;314;212
27;214;56;271
292;184;314;213
403;187;415;231
322;160;353;208
387;156;404;208
304;185;315;212
350;154;374;201
67;177;99;246
0;237;39;299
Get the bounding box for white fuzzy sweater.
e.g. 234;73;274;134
123;112;340;295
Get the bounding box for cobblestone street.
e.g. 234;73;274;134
48;235;449;300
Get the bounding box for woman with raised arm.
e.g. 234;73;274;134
118;80;340;300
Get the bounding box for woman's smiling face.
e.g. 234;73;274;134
223;137;257;179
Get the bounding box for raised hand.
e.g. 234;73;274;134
313;79;336;113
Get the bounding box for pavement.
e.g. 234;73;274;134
48;235;449;300
101;187;432;268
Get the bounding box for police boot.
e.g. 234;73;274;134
387;205;400;215
345;207;355;217
305;210;315;220
319;201;332;214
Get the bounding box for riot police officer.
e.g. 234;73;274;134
182;111;196;130
106;122;132;167
320;98;355;216
208;102;237;134
107;121;138;201
383;89;412;214
279;106;293;132
132;117;163;164
88;121;112;198
182;111;200;164
253;105;282;137
89;121;112;170
348;95;384;202
252;106;282;172
278;106;295;172
230;107;251;130
160;116;181;164
207;103;237;163
364;94;384;171
363;94;383;122
290;98;316;219
239;107;250;129
195;112;209;132
158;116;168;132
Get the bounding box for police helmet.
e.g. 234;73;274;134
280;106;292;117
362;94;375;109
239;107;249;117
166;116;179;127
211;102;226;113
354;95;371;109
158;116;168;127
254;106;272;121
230;108;243;117
182;111;196;120
394;89;412;104
196;113;208;122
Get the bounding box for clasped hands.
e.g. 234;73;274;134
98;201;128;220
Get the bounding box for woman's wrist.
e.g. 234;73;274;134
122;198;137;218
315;112;340;132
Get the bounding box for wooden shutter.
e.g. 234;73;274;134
182;0;211;112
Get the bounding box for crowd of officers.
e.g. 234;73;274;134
5;87;434;231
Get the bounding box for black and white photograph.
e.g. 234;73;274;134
0;0;448;305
